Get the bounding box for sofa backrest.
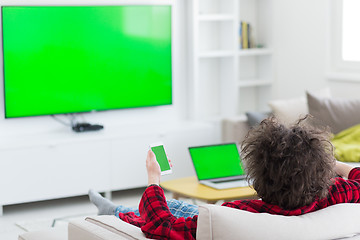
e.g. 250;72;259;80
197;203;360;240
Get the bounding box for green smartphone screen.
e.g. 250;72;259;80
151;145;171;171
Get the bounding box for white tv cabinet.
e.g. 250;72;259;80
0;120;219;216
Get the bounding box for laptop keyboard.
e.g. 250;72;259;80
211;179;249;189
212;178;246;184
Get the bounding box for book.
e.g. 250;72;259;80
242;21;248;49
247;22;251;48
239;21;254;49
239;22;242;49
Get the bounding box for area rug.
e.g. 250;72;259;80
15;212;96;232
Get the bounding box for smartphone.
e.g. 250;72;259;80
149;142;172;175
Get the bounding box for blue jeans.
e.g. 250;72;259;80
115;199;199;218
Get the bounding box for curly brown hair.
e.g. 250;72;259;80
241;115;336;210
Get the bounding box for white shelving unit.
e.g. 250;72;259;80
188;0;274;120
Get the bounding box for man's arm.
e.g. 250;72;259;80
139;150;197;240
139;185;197;240
329;161;360;204
146;150;162;186
335;160;354;178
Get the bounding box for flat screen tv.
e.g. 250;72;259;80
2;5;172;118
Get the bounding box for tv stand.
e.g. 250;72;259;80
0;121;219;216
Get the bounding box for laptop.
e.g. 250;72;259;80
188;143;250;190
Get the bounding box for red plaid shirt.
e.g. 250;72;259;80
117;167;360;240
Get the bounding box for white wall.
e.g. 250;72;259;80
272;0;360;101
272;0;329;100
273;0;329;99
2;0;357;137
0;0;189;138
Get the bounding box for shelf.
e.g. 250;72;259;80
190;0;273;118
238;48;273;57
198;14;234;21
198;0;235;16
198;50;234;58
237;79;272;87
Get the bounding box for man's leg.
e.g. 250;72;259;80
115;205;140;217
89;189;140;216
89;189;117;215
167;199;199;218
89;189;198;218
115;199;199;218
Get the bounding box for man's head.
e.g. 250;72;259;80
241;115;336;210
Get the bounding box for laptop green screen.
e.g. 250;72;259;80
189;143;245;180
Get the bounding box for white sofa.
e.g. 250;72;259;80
19;203;360;240
19;91;360;239
223;89;360;165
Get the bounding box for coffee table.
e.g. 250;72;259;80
160;176;257;204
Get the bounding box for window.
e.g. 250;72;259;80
342;0;360;61
331;0;360;71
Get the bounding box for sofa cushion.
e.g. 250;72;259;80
222;115;250;143
268;97;307;124
268;88;331;124
197;203;360;240
307;91;360;134
245;111;270;127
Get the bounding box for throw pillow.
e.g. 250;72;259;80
268;97;307;124
306;91;360;134
268;88;331;124
245;111;270;127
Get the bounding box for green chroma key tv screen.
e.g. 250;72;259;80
2;5;172;118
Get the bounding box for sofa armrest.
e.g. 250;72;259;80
69;215;149;240
222;115;250;144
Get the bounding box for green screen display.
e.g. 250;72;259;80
151;145;170;172
2;6;172;118
189;143;245;180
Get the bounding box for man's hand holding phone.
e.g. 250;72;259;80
149;143;172;175
147;142;172;186
146;150;161;186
